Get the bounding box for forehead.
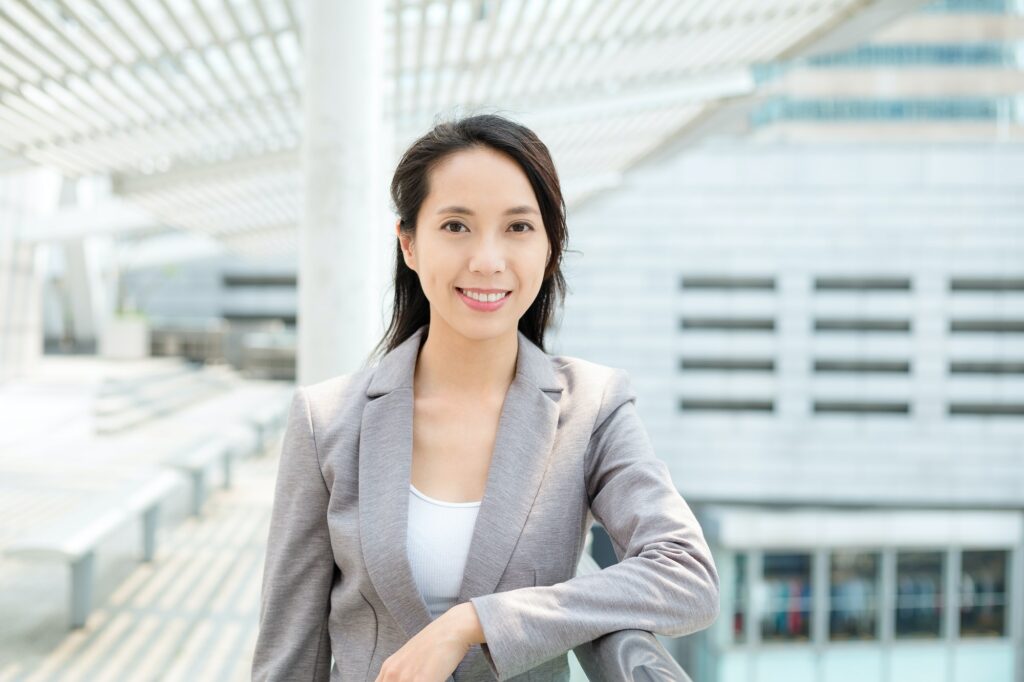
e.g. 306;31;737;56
422;147;537;210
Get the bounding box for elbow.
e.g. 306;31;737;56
700;582;721;630
670;587;719;637
697;556;721;629
669;564;720;636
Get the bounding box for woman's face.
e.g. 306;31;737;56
396;145;551;341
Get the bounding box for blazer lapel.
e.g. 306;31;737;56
359;323;563;640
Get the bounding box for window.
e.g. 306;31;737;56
896;551;944;638
960;550;1009;637
761;553;812;641
734;553;747;643
830;551;880;640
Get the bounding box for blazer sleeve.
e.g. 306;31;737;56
468;368;720;680
251;387;337;682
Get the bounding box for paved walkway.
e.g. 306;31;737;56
0;432;281;682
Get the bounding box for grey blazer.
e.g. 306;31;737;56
251;323;720;681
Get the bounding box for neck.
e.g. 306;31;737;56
413;322;518;400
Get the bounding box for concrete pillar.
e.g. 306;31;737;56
300;0;387;385
0;168;51;380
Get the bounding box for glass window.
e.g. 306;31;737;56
760;553;812;641
896;551;944;638
830;551;880;640
960;550;1008;637
734;553;746;643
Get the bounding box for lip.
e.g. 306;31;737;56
456;287;511;312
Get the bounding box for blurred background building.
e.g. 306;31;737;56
0;0;1021;681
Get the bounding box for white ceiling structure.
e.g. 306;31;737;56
0;0;928;258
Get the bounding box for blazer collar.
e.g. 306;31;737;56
359;323;563;640
366;322;563;396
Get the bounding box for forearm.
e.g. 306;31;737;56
449;601;486;647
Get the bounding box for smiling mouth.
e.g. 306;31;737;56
456;287;511;294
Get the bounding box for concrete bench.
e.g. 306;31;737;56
2;469;183;629
245;394;292;456
95;365;237;434
161;424;260;517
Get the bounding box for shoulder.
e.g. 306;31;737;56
546;353;637;430
295;366;375;426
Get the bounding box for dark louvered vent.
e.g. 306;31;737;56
815;276;911;291
814;359;911;374
813;400;910;414
681;357;775;372
815;318;911;332
950;277;1024;292
680;398;774;412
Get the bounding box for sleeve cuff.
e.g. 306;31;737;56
469;593;519;680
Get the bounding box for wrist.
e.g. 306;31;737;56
452;601;485;646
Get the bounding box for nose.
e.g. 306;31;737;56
468;232;506;274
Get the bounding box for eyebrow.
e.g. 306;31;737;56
435;205;539;216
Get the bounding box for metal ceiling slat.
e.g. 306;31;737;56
499;0;570;100
53;0;218;164
491;0;589;104
156;0;269;149
186;0;282;141
0;59;87;147
1;6;74;77
14;2;147;130
463;0;506;108
0;26;103;140
117;0;229;150
251;0;298;95
3;118;108;175
729;3;832;68
437;0;477;114
279;0;301;45
0;71;117;173
391;1;404;119
86;0;187;113
410;0;430;121
483;0;530;104
426;0;455;118
222;0;297;139
692;2;789;71
548;0;670;98
726;9;814;66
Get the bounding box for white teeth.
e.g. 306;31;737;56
461;289;508;303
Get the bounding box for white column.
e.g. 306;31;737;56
0;168;51;380
300;0;386;385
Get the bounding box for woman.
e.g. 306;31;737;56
251;114;719;682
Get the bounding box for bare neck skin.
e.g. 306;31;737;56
413;324;518;402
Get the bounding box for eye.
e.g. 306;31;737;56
442;221;467;233
442;221;535;233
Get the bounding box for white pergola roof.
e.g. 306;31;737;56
0;0;924;258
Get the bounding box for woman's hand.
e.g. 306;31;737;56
374;602;483;682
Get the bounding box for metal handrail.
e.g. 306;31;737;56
569;539;694;681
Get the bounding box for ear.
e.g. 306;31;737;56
396;219;416;271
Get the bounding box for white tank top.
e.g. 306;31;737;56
406;482;482;620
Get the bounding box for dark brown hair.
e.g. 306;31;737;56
365;112;571;368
